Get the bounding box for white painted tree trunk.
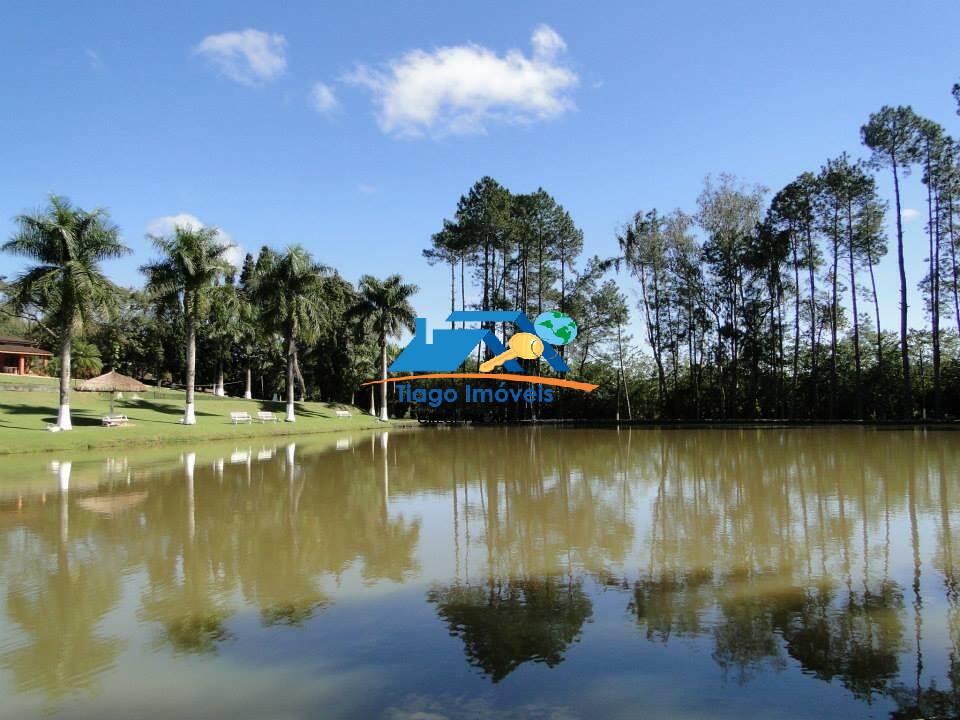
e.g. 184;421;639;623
215;356;225;396
57;333;72;430
285;334;296;422
244;366;252;399
378;337;389;422
183;311;198;425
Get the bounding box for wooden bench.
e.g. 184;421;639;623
230;411;253;425
102;415;129;427
335;410;351;418
257;411;278;423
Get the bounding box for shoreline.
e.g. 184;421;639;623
494;418;960;429
0;416;419;456
0;385;418;456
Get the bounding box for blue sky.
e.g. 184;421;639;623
1;0;958;334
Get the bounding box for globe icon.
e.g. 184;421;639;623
534;310;578;346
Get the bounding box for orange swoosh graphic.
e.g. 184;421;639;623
361;373;598;393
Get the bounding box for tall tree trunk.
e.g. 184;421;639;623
379;333;389;422
892;154;913;417
932;184;942;417
482;239;490;313
948;195;960;333
792;238;801;417
244;365;252;399
460;255;466;329
688;289;701;419
537;230;544;317
293;348;306;402
847;204;863;420
369;385;376;416
807;228;819;417
616;321;632;421
183;308;197;425
215;348;225;397
867;249;883;373
637;263;665;412
830;221;839;420
285;332;296;422
449;260;456;328
56;330;72;430
730;277;740;418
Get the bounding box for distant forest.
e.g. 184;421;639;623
425;84;960;421
3;82;960;422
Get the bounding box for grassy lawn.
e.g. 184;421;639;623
0;373;58;388
0;386;410;455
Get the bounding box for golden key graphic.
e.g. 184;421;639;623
479;332;545;372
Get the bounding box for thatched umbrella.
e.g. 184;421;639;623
77;370;148;416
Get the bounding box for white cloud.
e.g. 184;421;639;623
146;213;206;237
310;82;338;113
531;24;566;59
146;214;244;270
902;208;920;221
194;29;287;86
344;24;578;137
85;49;104;70
357;183;376;195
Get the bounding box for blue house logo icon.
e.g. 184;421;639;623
390;311;571;374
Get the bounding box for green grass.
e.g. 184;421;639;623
0;387;411;455
0;373;58;388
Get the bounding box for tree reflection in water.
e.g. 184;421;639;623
622;427;956;716
0;460;124;697
1;427;960;718
428;576;592;682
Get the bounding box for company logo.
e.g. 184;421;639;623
361;310;597;396
390;310;576;374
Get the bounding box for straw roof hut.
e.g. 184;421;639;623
77;370;148;393
77;370;148;415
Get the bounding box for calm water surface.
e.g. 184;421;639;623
1;427;959;719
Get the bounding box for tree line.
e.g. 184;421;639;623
605;97;960;421
1;208;416;430
421;85;960;421
3;82;960;424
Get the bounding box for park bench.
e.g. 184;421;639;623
257;411;278;423
230;411;253;425
335;410;351;418
101;415;129;427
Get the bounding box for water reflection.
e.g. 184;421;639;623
0;427;958;718
429;576;592;682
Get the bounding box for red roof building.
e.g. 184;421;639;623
0;337;53;375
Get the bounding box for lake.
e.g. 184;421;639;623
0;426;958;719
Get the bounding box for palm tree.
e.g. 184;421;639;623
68;339;104;379
251;246;327;422
141;226;232;425
347;275;418;421
2;195;129;430
206;280;242;396
237;259;262;400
